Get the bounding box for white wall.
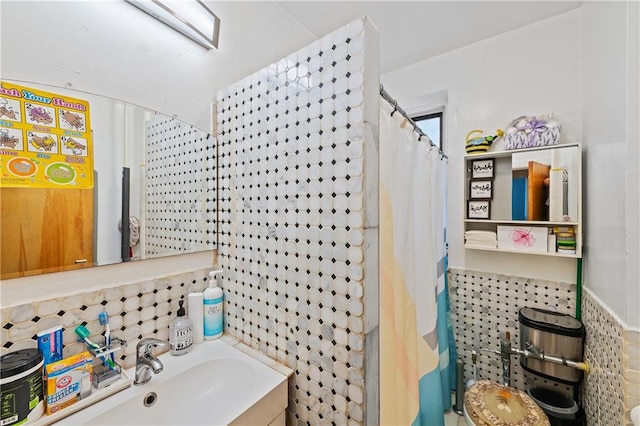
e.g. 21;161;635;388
382;5;639;329
382;10;582;284
581;1;639;329
1;0;315;131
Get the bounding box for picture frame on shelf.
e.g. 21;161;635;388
468;200;491;219
471;158;494;179
469;179;493;200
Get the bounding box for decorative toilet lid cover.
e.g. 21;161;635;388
464;380;550;426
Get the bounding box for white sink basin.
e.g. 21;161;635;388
54;338;290;425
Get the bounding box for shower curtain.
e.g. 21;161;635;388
379;98;452;425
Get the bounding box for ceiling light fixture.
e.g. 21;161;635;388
125;0;220;49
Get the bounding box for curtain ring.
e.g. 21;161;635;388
391;100;398;116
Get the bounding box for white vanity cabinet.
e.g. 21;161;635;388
463;143;582;258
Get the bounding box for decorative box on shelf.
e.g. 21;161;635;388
504;114;561;150
497;225;548;253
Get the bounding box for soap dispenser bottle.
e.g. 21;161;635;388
203;270;224;340
169;299;193;355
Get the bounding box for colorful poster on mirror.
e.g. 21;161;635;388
0;81;93;188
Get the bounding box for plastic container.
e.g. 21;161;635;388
0;348;45;425
169;300;193;355
188;292;204;344
204;270;224;340
92;362;122;390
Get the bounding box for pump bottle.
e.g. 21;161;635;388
203;270;224;340
169;299;193;355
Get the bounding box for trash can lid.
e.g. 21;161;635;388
519;307;585;337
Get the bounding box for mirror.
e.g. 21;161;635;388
0;80;217;279
511;146;578;222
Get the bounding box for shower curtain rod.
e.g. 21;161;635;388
379;84;448;160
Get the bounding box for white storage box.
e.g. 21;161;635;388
497;226;548;253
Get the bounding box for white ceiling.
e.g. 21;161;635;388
276;1;582;74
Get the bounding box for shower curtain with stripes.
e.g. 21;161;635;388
379;98;452;425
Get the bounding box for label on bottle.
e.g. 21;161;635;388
169;324;193;354
203;296;223;337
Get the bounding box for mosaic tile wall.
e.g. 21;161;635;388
448;267;578;394
0;268;213;369
216;17;378;425
145;115;217;257
581;288;636;425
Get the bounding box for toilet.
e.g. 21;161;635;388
463;380;550;426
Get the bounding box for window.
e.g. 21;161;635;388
413;112;443;151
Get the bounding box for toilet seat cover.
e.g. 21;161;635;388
464;381;549;426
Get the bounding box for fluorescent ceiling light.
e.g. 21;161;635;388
126;0;220;49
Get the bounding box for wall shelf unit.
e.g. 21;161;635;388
464;143;582;258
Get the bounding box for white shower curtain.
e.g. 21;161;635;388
379;97;450;425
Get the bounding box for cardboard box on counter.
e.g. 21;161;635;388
45;351;93;415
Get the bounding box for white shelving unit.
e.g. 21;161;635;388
464;143;582;258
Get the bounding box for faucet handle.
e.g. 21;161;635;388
137;338;169;355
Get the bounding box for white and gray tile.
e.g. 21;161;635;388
216;17;378;425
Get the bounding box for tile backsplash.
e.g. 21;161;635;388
1;268;214;369
449;268;638;425
581;288;638;425
448;267;577;393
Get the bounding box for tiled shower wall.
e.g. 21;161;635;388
448;267;577;392
216;17;379;425
145;115;217;257
581;288;639;426
0;268;214;369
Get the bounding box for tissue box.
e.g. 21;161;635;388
497;226;548;253
45;352;93;415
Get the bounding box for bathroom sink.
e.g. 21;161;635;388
54;338;291;426
86;359;255;425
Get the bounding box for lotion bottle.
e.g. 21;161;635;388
203;270;224;340
169;299;193;355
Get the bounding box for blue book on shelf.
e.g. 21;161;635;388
512;177;528;220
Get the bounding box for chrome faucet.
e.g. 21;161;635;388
133;338;170;385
